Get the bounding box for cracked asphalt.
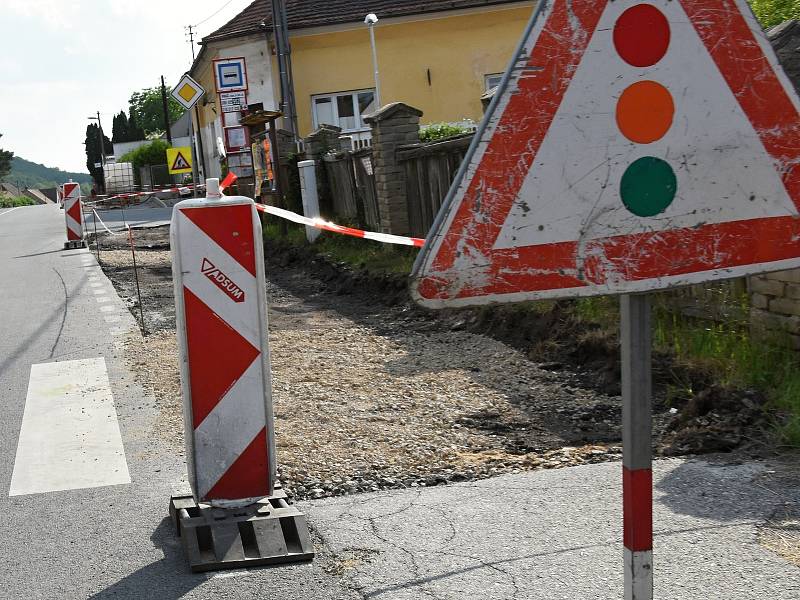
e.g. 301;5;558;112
306;459;800;599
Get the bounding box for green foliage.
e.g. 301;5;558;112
129;86;185;135
0;195;35;208
118;139;171;170
113;110;145;143
4;156;91;190
0;134;13;180
419;123;473;143
84;123;112;186
748;0;800;28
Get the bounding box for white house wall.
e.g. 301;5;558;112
197;35;278;182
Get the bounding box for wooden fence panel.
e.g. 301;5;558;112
323;154;359;221
398;134;473;238
352;150;380;230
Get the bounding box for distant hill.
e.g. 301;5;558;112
3;156;93;192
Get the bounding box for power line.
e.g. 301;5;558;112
194;0;237;27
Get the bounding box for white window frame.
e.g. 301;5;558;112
311;88;376;132
484;73;504;92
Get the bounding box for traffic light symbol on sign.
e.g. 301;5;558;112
613;3;676;218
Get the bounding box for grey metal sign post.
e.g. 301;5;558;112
621;294;653;599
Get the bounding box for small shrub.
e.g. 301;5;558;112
0;195;35;208
118;139;171;170
419;122;473;143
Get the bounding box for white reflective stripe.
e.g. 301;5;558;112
65;213;81;234
255;204;424;247
175;210;261;349
193;358;267;498
624;549;653;600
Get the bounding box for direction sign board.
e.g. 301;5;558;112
213;57;248;92
411;0;800;308
167;147;193;174
171;74;205;110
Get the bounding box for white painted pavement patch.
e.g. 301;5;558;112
9;358;131;496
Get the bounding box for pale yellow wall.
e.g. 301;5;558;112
288;5;533;137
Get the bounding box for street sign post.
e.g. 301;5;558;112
411;1;800;598
171;74;206;193
171;74;205;111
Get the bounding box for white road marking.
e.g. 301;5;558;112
104;315;121;323
92;288;106;295
100;305;117;313
90;282;103;288
0;207;21;219
96;296;110;303
9;358;131;496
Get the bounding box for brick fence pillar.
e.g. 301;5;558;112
364;102;423;236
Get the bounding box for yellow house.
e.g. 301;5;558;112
190;0;533;178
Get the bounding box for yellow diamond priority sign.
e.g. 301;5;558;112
171;74;205;110
167;147;193;174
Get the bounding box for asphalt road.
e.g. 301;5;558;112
86;206;173;232
1;204;798;599
0;205;356;599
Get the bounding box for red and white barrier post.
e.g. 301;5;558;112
63;181;85;248
171;178;276;506
169;178;313;571
621;294;653;600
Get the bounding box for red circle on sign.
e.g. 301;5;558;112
614;4;670;67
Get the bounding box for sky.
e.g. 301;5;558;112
0;0;256;173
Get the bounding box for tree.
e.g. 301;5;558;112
84;124;112;188
112;111;129;143
128;85;185;136
0;134;13;180
127;110;145;141
749;0;800;28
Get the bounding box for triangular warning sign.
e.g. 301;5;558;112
412;0;800;308
172;152;190;171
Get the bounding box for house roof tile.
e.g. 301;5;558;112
202;0;525;43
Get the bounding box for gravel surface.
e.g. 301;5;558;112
93;226;764;501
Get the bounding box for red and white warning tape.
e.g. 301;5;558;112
253;204;426;248
95;184;206;204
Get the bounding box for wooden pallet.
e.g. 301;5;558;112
169;489;315;573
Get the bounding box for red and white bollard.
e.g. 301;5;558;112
171;178;276;506
168;178;313;572
63;181;84;248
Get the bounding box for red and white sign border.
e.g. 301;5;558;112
411;0;800;308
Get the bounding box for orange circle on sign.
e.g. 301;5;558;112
616;81;674;144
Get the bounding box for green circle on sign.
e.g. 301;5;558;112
620;157;677;217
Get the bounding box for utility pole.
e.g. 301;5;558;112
161;76;173;145
268;0;298;137
184;24;207;191
96;111;106;166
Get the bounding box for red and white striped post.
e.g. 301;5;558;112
621;294;653;600
171;178;276;506
63;181;84;247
